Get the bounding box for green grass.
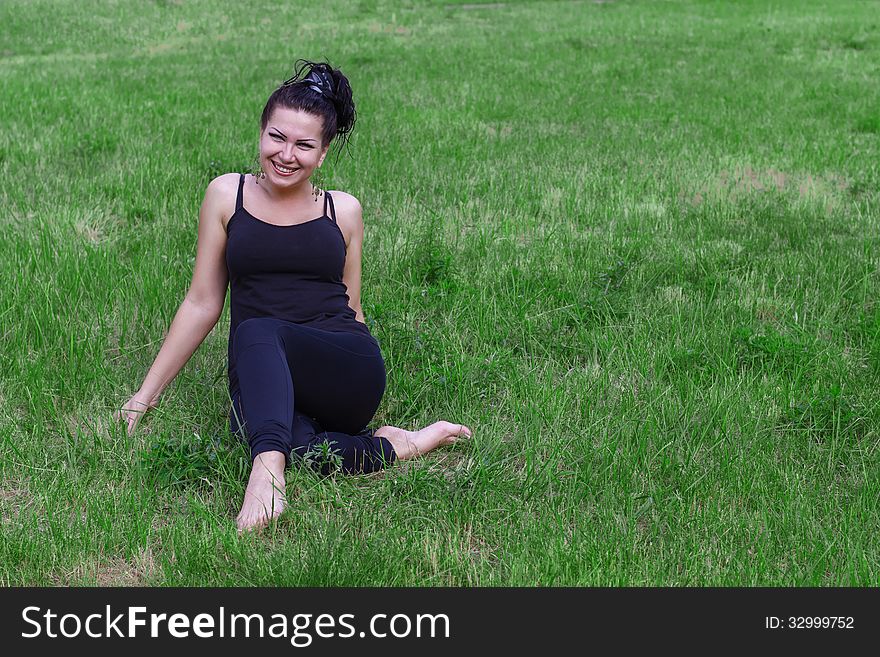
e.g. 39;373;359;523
1;0;879;585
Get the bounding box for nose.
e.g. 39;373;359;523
279;143;296;163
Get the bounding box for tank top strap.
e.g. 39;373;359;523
235;174;245;213
325;191;337;224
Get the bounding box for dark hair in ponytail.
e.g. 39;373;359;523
260;59;357;156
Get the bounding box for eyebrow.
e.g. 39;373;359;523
268;128;317;143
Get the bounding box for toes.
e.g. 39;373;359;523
237;513;268;533
236;501;281;532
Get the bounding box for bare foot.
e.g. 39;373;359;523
375;421;472;461
236;451;287;532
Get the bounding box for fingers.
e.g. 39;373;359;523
113;395;155;436
116;410;133;428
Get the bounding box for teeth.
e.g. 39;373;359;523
274;162;297;174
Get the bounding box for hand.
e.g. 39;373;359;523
114;394;157;436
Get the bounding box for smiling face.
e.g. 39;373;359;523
258;106;329;189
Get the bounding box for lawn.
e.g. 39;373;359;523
0;0;878;585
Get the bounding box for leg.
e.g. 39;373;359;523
231;397;393;474
230;320;296;466
233;317;393;469
290;411;396;475
228;327;290;531
230;317;390;530
233;390;473;466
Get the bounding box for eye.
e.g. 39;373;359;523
270;133;283;141
298;143;314;149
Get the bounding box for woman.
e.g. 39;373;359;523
116;60;472;532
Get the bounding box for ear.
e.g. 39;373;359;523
318;143;330;167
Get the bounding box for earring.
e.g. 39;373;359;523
252;155;266;184
311;166;325;201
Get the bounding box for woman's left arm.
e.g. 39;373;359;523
336;192;367;325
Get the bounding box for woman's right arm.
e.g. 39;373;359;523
115;174;237;435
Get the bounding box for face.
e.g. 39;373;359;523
259;106;329;188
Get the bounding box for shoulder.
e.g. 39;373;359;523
205;172;242;205
327;190;363;221
327;190;364;242
203;173;244;229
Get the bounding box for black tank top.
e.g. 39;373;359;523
225;173;379;397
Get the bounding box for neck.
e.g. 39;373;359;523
257;177;320;204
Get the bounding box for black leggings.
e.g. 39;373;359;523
228;317;395;474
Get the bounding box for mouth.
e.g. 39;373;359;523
271;161;299;176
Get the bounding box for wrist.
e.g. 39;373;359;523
134;390;159;407
137;374;167;407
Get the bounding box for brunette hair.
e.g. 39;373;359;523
260;59;357;156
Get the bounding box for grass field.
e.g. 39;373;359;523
0;0;878;585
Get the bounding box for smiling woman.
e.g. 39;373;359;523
114;59;472;532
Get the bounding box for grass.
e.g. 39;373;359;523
0;0;878;585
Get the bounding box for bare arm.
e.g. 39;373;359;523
135;299;224;404
336;192;367;325
116;174;234;432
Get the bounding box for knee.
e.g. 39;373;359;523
233;317;280;351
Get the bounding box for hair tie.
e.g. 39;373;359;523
305;69;334;98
